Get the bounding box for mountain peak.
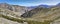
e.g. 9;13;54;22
57;3;60;5
57;3;60;6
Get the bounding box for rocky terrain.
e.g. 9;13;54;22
0;3;60;24
0;3;28;24
21;3;60;24
0;3;28;16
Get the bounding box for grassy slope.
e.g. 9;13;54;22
0;14;52;24
0;7;60;24
22;7;60;23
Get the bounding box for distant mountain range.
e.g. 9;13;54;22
27;4;55;10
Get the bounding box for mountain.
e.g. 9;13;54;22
21;7;50;18
26;5;51;11
21;4;51;18
50;3;60;8
56;3;60;6
0;3;29;24
0;3;60;24
38;5;50;8
21;3;60;24
0;3;28;16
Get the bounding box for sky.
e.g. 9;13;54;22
0;0;60;6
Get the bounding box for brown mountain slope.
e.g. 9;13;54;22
21;6;60;22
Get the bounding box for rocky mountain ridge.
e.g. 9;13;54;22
0;3;28;16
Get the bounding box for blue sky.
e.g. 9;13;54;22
0;0;60;6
